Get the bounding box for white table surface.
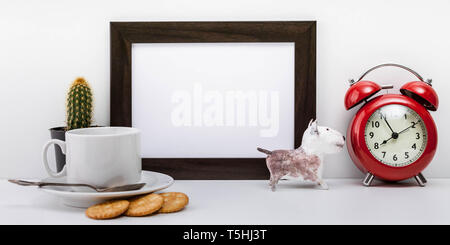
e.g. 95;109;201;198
1;178;450;225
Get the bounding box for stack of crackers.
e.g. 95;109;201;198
86;192;189;220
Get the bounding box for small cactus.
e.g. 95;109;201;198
66;77;93;130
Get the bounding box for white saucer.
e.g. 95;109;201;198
40;170;174;208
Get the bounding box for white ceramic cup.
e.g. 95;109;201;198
42;127;142;187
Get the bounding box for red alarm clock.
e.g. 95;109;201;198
345;64;438;186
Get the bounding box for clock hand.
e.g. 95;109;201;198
380;131;400;146
398;120;420;135
380;112;395;134
380;137;393;145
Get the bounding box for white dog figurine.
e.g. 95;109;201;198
257;119;345;191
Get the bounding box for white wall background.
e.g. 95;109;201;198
1;0;449;179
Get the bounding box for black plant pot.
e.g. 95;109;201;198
49;127;66;172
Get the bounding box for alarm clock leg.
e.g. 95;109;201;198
362;173;375;186
414;173;427;187
417;172;427;183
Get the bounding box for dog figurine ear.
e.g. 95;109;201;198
309;118;319;135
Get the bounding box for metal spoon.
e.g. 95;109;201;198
8;179;146;192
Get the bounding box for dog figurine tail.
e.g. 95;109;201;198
257;147;272;155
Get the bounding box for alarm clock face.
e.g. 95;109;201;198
364;104;427;167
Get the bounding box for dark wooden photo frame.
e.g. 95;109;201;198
110;21;316;179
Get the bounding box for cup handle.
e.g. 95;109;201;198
42;139;67;177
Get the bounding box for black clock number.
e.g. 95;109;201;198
411;122;416;128
404;152;409;159
412;143;417;150
382;151;386;158
369;132;374;138
374;142;379;149
416;133;420;139
372;121;380;128
393;154;398;161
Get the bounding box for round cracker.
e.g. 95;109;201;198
85;200;129;220
125;193;164;217
158;192;189;213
